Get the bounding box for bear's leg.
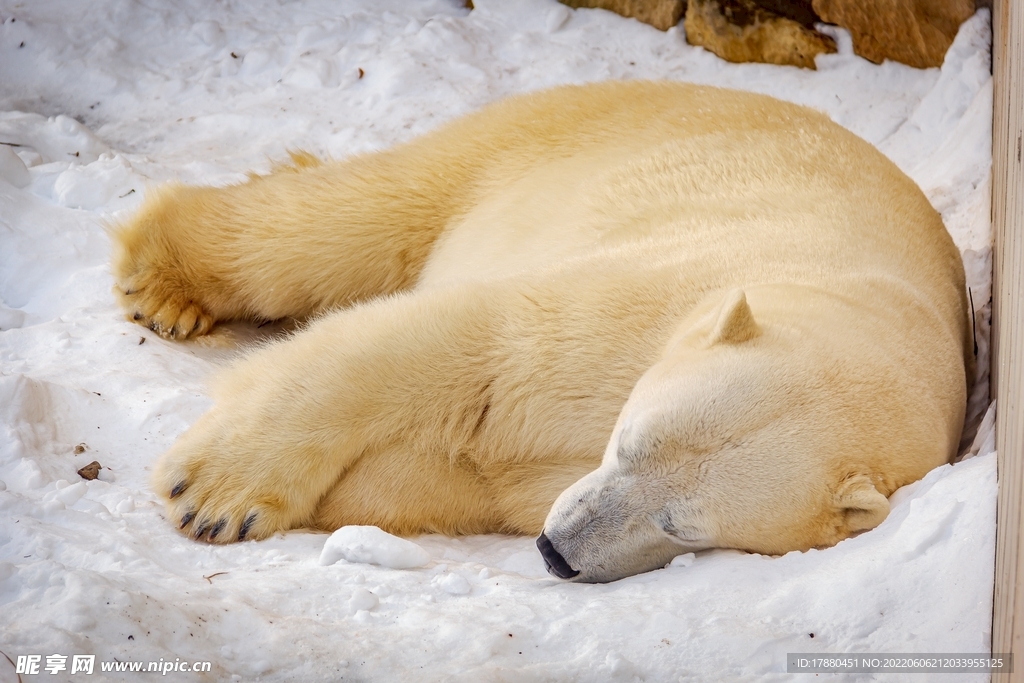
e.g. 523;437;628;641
311;441;502;537
152;286;501;542
111;151;466;339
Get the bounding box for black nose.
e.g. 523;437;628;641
536;533;580;579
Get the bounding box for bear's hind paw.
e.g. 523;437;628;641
116;281;214;340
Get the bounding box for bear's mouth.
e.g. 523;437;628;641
536;532;579;579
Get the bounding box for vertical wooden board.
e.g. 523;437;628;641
992;0;1024;678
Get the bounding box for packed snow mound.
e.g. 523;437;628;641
319;525;431;569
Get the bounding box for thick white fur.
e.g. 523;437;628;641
111;81;970;582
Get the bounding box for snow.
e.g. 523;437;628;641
668;552;696;569
435;572;473;596
319;526;431;570
0;1;995;681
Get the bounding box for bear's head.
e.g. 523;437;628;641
538;288;900;582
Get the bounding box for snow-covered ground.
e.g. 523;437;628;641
0;1;996;681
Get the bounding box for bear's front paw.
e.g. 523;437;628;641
152;412;318;543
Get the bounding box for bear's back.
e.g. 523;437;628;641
416;82;961;312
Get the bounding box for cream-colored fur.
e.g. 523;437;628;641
111;81;970;582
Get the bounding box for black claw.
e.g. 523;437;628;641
170;481;187;499
148;322;158;332
193;522;211;540
125;289;136;296
209;519;226;540
192;318;202;332
238;513;257;541
179;511;195;529
133;312;143;321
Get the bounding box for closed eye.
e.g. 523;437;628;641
616;434;662;466
657;511;704;543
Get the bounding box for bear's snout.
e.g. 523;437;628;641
536;532;580;579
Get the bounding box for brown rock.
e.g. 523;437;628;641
811;0;975;68
77;461;101;481
560;0;685;31
685;0;837;69
754;0;820;26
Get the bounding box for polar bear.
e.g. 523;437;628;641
112;80;971;583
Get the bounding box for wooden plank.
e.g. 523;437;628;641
992;0;1024;677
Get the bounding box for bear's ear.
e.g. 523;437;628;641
709;289;760;345
833;474;890;533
